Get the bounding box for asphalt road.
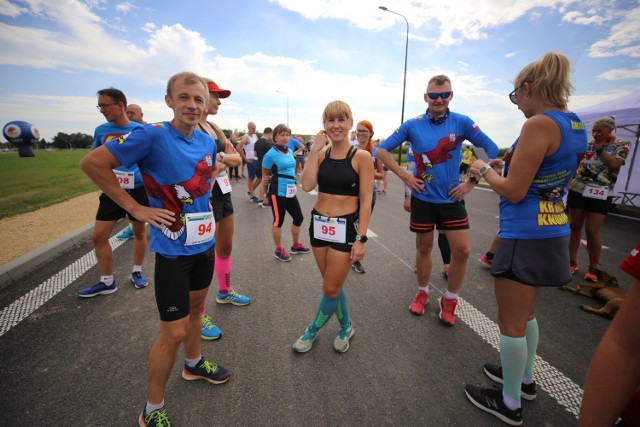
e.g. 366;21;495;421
1;174;638;426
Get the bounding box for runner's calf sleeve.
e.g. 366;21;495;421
215;255;231;293
499;334;527;407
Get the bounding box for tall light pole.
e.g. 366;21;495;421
379;5;408;165
275;90;289;127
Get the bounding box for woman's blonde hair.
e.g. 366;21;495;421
322;100;353;123
592;116;617;133
515;52;573;109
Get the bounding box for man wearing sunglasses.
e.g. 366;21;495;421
377;74;499;326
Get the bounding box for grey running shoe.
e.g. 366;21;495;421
352;261;365;274
293;326;318;353
333;323;354;353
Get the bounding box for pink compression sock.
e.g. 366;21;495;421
215;255;231;293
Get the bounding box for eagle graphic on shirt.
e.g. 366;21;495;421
414;136;459;183
141;159;213;241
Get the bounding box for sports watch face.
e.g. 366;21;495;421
355;235;368;243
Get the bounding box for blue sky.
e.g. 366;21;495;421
0;0;638;147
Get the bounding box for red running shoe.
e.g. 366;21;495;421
478;253;492;268
583;270;598;282
409;290;429;315
569;263;578;275
439;297;458;326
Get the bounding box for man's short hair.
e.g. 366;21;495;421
428;75;451;86
97;87;127;106
263;127;273;134
166;71;208;103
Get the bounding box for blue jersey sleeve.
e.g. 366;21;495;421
288;138;301;151
106;126;153;169
464;118;499;158
380;122;411;152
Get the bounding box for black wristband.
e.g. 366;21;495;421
468;176;479;184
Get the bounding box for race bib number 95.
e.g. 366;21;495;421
313;214;347;243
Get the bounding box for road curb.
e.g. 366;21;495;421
0;222;94;289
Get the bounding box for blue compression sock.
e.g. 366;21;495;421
310;294;339;331
499;334;527;408
335;289;351;328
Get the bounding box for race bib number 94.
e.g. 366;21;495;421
184;212;215;246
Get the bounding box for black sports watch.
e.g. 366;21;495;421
355;235;368;243
468;176;479;184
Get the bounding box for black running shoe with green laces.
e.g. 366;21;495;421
139;406;173;427
181;357;230;384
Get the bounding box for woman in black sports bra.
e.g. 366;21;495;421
292;100;374;354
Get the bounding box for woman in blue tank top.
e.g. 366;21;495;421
464;52;587;425
261;124;311;262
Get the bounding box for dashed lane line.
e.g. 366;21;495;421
371;231;583;419
0;225;585;418
0;233;127;337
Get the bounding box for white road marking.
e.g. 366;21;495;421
0;223;589;418
371;234;584;419
0;233;127;337
580;239;609;250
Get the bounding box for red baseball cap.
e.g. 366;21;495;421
207;81;231;98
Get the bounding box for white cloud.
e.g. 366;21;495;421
116;2;136;13
562;10;606;25
588;6;640;58
597;65;640;80
142;22;156;32
271;0;586;46
1;0;636;149
0;2;217;83
0;0;27;17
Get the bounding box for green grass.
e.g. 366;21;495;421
0;150;97;219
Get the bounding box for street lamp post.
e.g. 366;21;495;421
379;5;408;165
275;90;289;127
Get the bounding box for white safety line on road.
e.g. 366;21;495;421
372;234;583;419
0;233;127;337
458;301;583;418
0;224;587;418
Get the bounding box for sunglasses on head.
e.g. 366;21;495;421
426;92;451;100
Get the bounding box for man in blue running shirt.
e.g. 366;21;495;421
377;74;499;326
77;88;149;298
81;72;230;427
